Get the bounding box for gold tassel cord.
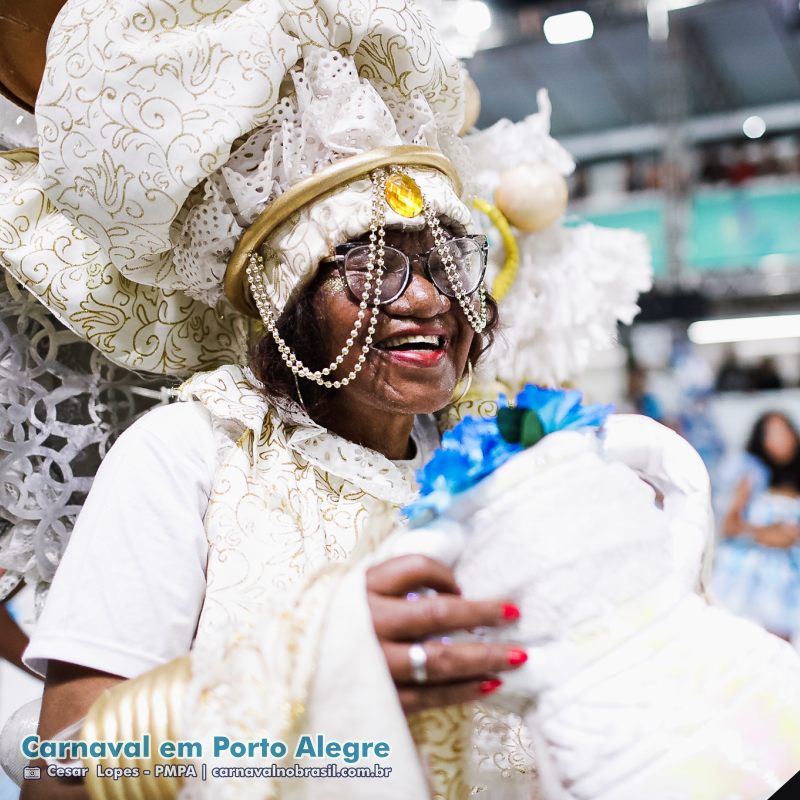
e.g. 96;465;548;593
471;197;520;303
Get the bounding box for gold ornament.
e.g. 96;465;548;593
494;162;569;233
450;359;474;405
81;656;190;800
384;172;424;217
225;146;461;317
472;197;519;302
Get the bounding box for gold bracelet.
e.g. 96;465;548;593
81;656;191;800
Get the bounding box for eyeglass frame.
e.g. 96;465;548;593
319;234;489;306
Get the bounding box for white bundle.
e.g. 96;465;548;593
386;415;800;799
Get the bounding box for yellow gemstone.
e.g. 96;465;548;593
384;172;424;218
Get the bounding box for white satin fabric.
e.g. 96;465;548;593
386;415;800;800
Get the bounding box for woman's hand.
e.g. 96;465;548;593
754;522;800;549
366;555;526;714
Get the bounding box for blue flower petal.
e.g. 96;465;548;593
405;385;613;526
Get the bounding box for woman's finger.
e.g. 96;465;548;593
371;593;519;641
385;640;527;685
398;678;503;714
366;554;461;597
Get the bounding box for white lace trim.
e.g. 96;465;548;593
177;364;438;504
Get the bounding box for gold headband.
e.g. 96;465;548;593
223;145;463;317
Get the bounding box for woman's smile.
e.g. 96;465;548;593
372;324;452;368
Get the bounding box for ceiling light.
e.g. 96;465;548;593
455;1;492;37
742;115;767;139
543;11;594;45
665;0;705;9
647;1;669;41
688;314;800;344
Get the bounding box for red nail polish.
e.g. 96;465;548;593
502;603;521;621
479;678;502;695
507;648;528;667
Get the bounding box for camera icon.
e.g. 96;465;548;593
23;766;41;780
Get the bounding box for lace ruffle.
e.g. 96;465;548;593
178;364;438;505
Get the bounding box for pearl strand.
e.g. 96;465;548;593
423;204;488;333
246;172;388;389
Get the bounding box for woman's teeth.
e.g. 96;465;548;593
379;334;443;351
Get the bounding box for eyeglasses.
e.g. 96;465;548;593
321;234;488;306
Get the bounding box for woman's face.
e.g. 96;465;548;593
763;414;798;465
311;225;477;416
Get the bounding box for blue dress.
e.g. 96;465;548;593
712;454;800;638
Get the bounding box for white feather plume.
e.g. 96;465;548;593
464;90;653;387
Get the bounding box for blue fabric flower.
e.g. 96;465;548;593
515;385;613;434
404;386;613;527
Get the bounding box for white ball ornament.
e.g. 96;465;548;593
494;162;569;233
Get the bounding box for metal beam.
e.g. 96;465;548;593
560;100;800;160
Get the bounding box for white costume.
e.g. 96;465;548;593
26;366;436;680
174;366;539;799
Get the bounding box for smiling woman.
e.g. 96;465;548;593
251;226;499;447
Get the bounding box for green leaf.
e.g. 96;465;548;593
520;410;545;448
497;406;524;443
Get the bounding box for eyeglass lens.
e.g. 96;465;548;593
342;238;485;304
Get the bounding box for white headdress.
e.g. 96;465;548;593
0;0;473;376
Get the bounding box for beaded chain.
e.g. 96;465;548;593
423;202;488;333
246;172;387;388
246;167;488;389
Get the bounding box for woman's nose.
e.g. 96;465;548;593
386;269;451;317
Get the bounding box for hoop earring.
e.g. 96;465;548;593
451;360;474;405
293;373;309;414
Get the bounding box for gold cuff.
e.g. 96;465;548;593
81;656;191;800
223;144;462;318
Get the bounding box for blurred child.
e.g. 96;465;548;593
713;412;800;639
